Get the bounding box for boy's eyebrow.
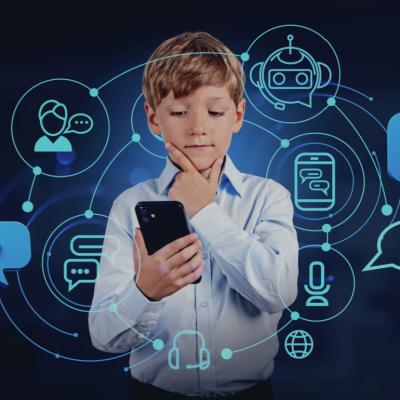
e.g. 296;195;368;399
164;96;231;106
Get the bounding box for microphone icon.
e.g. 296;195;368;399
304;261;330;307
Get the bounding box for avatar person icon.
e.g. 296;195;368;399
34;99;93;153
34;99;73;152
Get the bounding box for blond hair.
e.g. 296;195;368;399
142;32;245;110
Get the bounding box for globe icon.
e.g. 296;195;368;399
284;329;314;359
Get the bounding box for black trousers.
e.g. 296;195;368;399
133;378;274;400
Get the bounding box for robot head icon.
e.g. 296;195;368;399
250;34;332;110
168;329;210;370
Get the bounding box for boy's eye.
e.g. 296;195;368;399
209;111;225;117
170;111;187;116
169;110;225;117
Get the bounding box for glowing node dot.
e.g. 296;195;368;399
89;88;98;97
85;209;94;219
381;204;393;216
153;339;165;351
322;224;332;233
123;367;129;373
33;166;42;175
240;52;250;62
221;348;233;360
327;97;336;106
109;303;118;313
281;139;290;148
291;311;300;320
22;201;33;213
74;332;79;338
132;133;141;143
322;242;331;252
55;354;60;359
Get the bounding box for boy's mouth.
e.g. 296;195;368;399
185;144;213;148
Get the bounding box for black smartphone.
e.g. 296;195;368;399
134;201;201;284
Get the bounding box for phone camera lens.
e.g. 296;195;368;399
139;207;147;216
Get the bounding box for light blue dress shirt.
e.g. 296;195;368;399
89;154;298;397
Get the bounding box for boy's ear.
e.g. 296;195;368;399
144;101;162;135
232;98;246;134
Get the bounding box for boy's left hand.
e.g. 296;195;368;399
165;142;223;218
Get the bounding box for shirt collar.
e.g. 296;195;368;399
157;153;244;197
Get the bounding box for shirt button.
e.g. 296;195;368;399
200;301;208;308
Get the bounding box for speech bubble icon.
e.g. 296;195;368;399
309;180;330;196
0;222;31;287
70;234;120;265
64;113;93;135
363;221;400;272
299;168;322;184
64;258;99;292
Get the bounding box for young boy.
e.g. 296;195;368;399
89;32;298;399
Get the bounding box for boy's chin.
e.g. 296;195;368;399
189;157;216;173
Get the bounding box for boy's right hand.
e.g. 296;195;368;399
133;228;204;301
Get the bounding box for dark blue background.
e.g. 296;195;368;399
1;1;399;399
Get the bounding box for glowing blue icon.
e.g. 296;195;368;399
250;34;332;110
168;329;210;370
387;113;400;181
304;261;330;307
64;234;119;291
64;259;99;292
363;221;400;272
294;152;336;212
34;99;93;153
0;222;31;287
284;329;314;360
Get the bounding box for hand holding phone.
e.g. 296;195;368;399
133;229;204;301
133;201;204;301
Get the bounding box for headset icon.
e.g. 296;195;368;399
168;329;210;370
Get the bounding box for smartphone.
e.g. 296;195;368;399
294;152;336;212
134;201;201;284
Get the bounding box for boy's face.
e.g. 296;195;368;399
145;84;246;174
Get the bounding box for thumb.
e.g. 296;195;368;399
207;157;223;189
134;227;148;257
133;228;148;273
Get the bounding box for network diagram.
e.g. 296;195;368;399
1;24;399;373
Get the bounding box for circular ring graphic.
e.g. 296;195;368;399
243;24;341;124
277;245;356;323
11;78;110;178
266;132;368;234
41;213;136;313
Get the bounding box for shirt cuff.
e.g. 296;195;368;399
117;279;166;326
189;202;236;249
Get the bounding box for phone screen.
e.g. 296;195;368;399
294;152;336;212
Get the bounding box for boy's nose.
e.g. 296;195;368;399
189;112;206;135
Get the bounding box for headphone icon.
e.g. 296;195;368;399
168;329;210;370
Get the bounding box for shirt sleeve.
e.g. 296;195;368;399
189;180;299;314
88;198;166;353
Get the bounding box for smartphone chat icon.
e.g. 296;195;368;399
294;152;336;212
